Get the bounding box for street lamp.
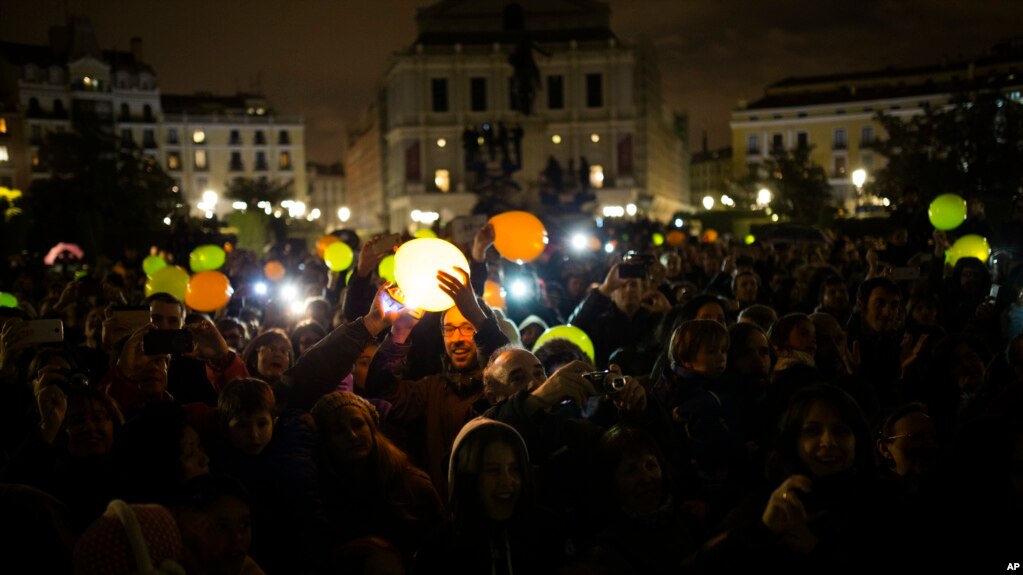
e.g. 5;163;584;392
756;188;772;207
852;168;867;189
702;195;715;210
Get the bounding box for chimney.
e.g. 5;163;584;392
130;37;143;62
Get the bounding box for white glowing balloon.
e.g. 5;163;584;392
393;238;470;311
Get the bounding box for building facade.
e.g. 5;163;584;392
731;40;1023;213
346;0;688;232
690;137;732;209
306;161;346;232
0;17;306;218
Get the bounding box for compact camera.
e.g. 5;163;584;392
583;370;627;395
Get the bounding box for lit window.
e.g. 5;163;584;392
0;118;6;133
194;150;207;170
193;129;206;144
589;165;604;189
434;169;450;193
0;146;8;163
167;152;180;170
279;151;291;170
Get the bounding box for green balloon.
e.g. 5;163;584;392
0;292;18;308
532;324;596;364
378;255;396;283
189;244;226;272
143;255;167;277
652;232;665;246
324;241;354;272
928;193;967;231
947;234;990;266
145;265;190;300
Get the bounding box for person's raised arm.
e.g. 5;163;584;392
288;284;402;411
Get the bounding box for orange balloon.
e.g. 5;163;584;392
264;261;286;282
316;235;340;258
666;230;686;246
701;229;719;243
483;280;506;310
490;211;548;263
186;271;234;312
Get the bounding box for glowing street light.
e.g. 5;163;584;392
852;168;868;189
702;195;715;210
337;207;351;222
757;188;772;207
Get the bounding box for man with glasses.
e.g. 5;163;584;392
364;268;509;496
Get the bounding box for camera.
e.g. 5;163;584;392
583;370;627;395
619;251;653;279
143;329;194;355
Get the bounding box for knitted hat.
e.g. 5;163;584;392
311;391;380;430
517;314;549;334
74;500;184;575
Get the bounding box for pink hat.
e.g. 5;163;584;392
74;500;184;575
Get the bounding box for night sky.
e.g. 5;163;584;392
1;0;1020;164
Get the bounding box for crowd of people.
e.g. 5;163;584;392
1;202;1022;574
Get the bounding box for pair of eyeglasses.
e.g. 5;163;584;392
886;432;935;443
442;324;476;337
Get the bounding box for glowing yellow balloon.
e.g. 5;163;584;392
532;325;595;364
393;238;470;311
324;241;354;272
947;234;990;266
378;255;396;283
145;266;189;300
413;228;437;239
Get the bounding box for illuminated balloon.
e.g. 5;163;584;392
393;238;470;311
189;244;226;272
186;271;234;312
316;235;340;258
143;255;167;277
263;261;286;282
378;255;396;283
0;292;17;308
324;242;354;272
947;234;990;266
483;280;506;310
652;232;665;246
666;230;685;246
701;229;719;243
345;268;355;285
490;211;548;263
745;234;756;245
928;193;967;231
532;325;595;364
414;228;437;239
145;266;189;300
